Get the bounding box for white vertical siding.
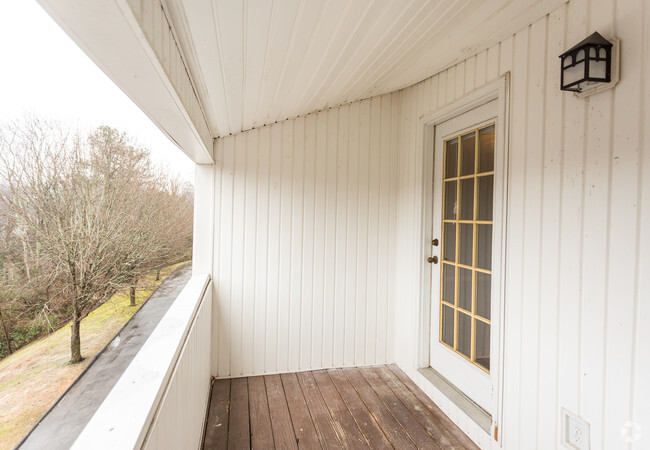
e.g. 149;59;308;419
394;1;650;449
211;93;400;377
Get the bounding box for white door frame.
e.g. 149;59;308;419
415;74;510;443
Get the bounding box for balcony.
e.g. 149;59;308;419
60;274;475;449
30;0;650;447
204;365;477;449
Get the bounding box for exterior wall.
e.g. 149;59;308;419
211;93;399;377
394;0;650;449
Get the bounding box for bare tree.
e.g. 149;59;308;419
86;126;192;306
0;119;193;363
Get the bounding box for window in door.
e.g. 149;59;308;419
440;124;495;372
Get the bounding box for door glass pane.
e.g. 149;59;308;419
459;223;473;266
442;264;455;304
444;181;457;220
438;122;495;374
459;178;474;220
475;320;490;371
476;272;491;319
478;125;495;173
460;133;475;176
442;305;455;347
445;138;458;179
443;223;456;262
458;312;472;358
476;224;492;270
477;175;493;221
458;268;472;312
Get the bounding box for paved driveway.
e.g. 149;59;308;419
18;263;192;450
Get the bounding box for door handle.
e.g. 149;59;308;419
427;256;438;264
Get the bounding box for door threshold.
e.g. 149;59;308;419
418;366;491;434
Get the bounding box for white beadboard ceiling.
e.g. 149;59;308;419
163;0;565;137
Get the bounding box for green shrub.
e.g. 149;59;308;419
0;323;47;359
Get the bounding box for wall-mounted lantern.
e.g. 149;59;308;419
559;31;619;97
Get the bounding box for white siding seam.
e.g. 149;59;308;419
533;14;550;446
517;25;531;449
630;0;648;426
210;2;233;134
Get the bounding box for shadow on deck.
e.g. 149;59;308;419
203;364;478;449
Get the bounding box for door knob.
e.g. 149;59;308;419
432;239;439;246
427;256;438;264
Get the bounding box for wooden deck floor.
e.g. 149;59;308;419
203;364;479;449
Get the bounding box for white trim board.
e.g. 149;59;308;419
36;0;213;164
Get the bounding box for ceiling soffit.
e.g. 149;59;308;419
163;0;566;138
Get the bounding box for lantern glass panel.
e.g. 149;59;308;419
590;59;607;79
564;61;585;86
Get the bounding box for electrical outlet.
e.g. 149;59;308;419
561;408;590;450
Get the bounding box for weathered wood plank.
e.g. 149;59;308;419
387;365;479;449
327;369;392;449
205;367;479;449
248;376;274;449
265;375;298;449
375;366;464;449
296;371;343;447
280;373;321;448
342;368;416;449
360;368;441;449
227;378;250;449
204;379;230;449
312;370;369;448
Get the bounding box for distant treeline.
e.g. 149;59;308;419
0;118;193;362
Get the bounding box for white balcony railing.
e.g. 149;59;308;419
72;274;213;449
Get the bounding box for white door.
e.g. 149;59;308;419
429;99;499;414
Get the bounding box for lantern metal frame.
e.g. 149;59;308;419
559;31;618;96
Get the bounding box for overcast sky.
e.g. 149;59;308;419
0;0;195;184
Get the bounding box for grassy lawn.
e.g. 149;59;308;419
0;261;188;449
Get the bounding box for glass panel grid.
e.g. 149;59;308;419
439;124;495;374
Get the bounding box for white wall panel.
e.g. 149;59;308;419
211;94;400;378
144;284;212;450
394;1;650;449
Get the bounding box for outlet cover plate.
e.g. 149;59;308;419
561;408;590;450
